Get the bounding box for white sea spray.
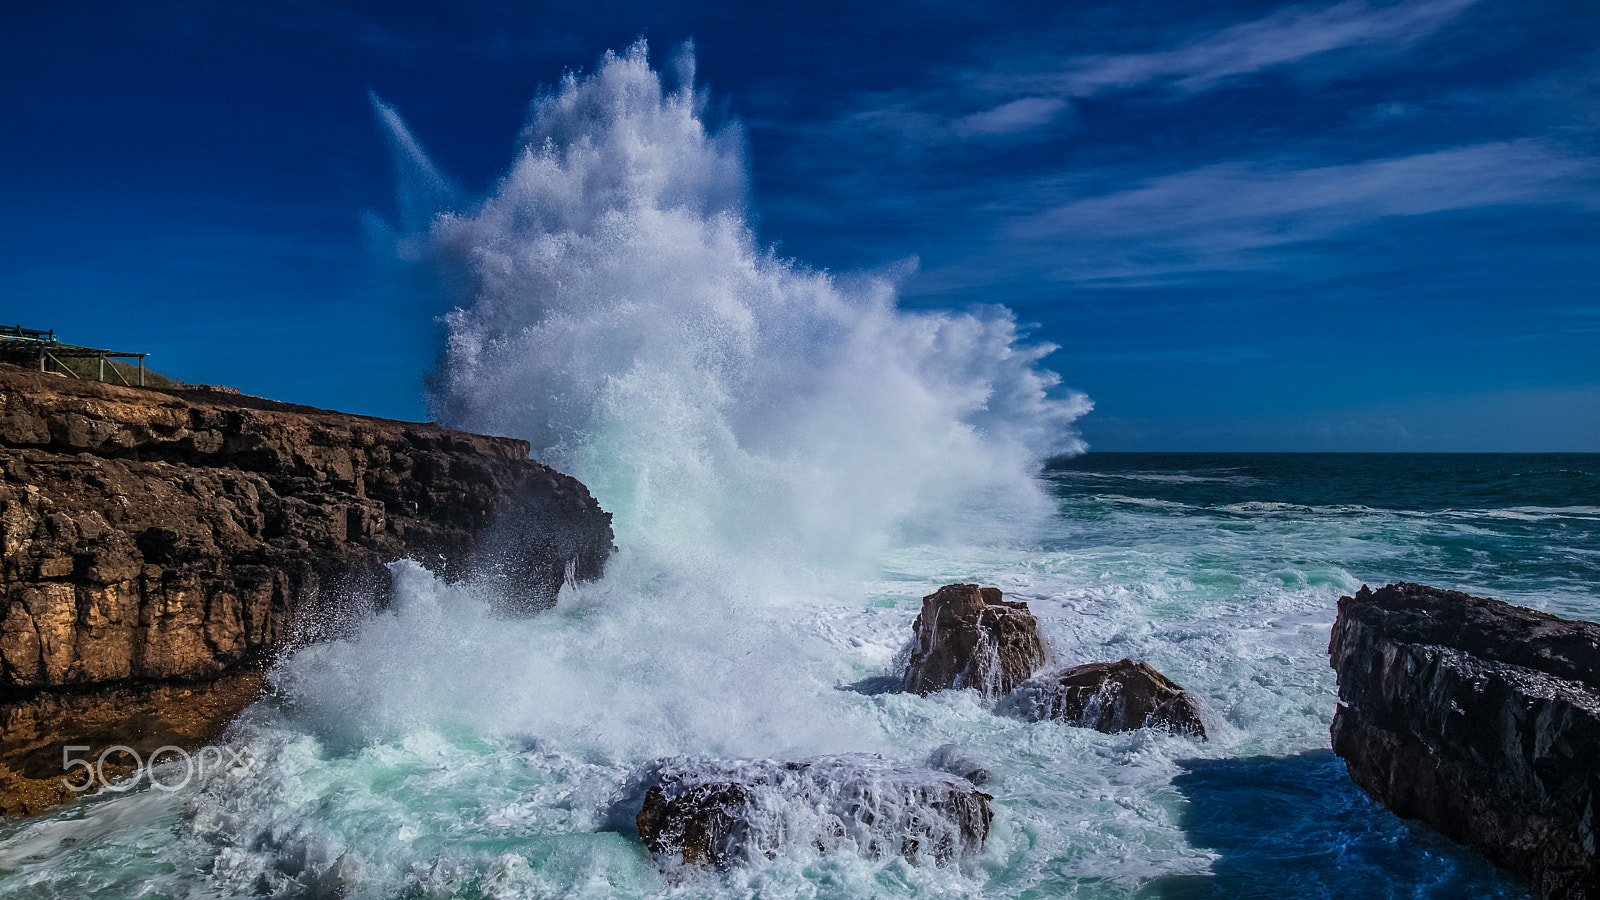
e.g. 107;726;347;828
420;41;1088;572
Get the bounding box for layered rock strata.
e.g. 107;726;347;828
636;754;993;869
1329;582;1600;900
0;669;264;817
1003;658;1208;739
0;364;613;813
901;583;1048;697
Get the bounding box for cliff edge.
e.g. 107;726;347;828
1329;583;1600;900
0;364;613;814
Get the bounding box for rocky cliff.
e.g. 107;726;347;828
1329;583;1600;900
0;364;613;814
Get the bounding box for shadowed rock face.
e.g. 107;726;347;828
1329;583;1600;900
901;583;1048;697
0;364;613;815
1002;658;1208;739
635;755;992;870
0;670;264;817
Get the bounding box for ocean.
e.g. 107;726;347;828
4;453;1594;898
2;43;1594;900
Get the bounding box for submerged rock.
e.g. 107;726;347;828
925;743;994;787
635;754;992;869
901;583;1048;697
1329;583;1600;900
1002;658;1208;739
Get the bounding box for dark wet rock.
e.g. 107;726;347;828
1329;582;1600;900
901;583;1048;697
1001;658;1208;739
0;363;614;816
925;743;994;787
635;754;993;869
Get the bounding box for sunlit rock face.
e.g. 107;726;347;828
0;364;613;693
1330;582;1600;900
0;364;613;815
635;754;993;870
1001;658;1208;739
901;583;1048;698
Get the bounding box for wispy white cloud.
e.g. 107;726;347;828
746;1;1597;306
1034;0;1482;97
835;0;1484;143
952;97;1072;137
1012;139;1599;273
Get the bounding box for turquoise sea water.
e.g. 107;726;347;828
0;452;1592;899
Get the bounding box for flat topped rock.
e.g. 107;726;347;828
1330;583;1600;900
1002;658;1208;739
1333;582;1600;684
636;754;992;870
901;583;1048;697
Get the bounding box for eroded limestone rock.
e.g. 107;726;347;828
0;364;613;694
1002;658;1208;739
0;364;615;816
901;583;1048;697
636;754;993;870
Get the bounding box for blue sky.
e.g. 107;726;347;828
3;0;1596;450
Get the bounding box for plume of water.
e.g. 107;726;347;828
416;40;1089;573
191;50;1096;887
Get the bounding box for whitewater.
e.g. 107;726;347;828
1;42;1590;899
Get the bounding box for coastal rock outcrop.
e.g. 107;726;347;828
901;583;1048;697
1329;582;1600;900
636;754;993;869
1001;658;1208;739
0;364;613;814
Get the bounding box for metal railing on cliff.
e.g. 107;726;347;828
0;325;149;386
